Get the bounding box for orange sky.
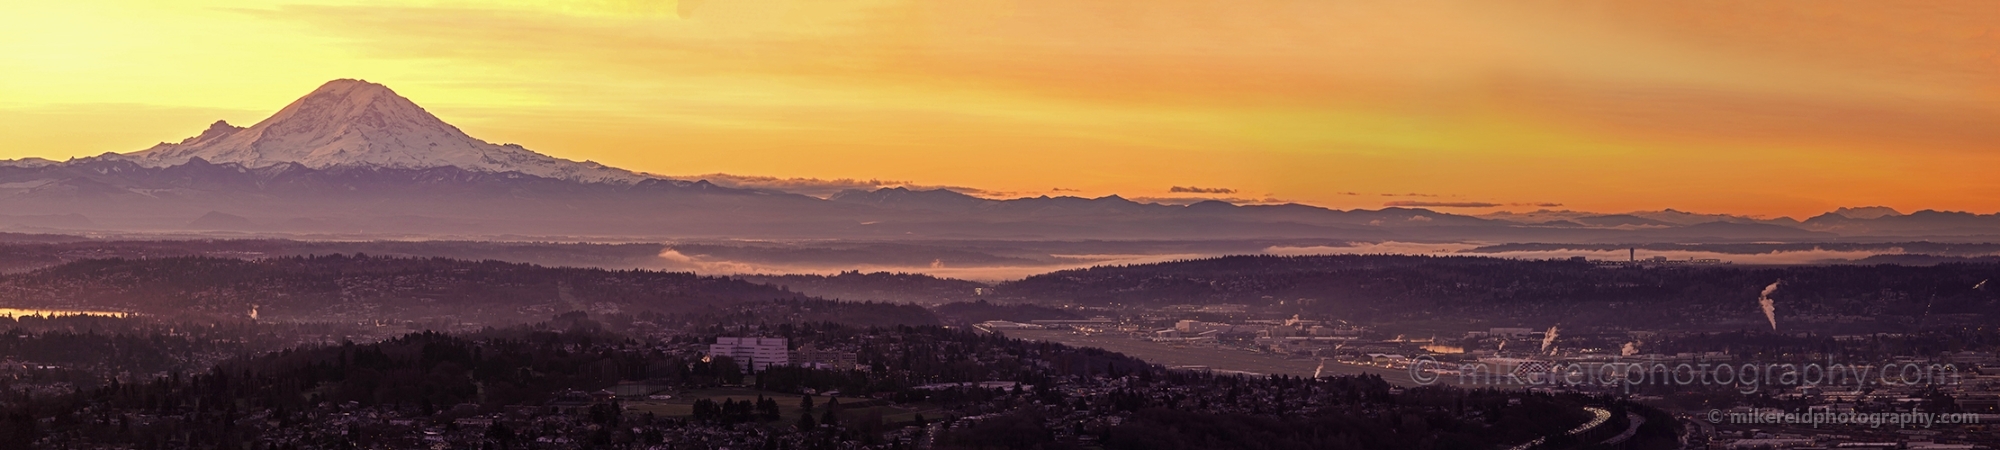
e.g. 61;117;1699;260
4;0;1997;218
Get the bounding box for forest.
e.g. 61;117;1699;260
991;255;2000;329
735;271;988;305
0;237;677;274
0;255;803;323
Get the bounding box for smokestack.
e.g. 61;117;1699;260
1629;247;1635;262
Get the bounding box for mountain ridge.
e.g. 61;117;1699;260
6;154;1998;240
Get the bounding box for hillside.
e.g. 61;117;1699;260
733;271;990;304
993;255;2000;330
0;255;803;323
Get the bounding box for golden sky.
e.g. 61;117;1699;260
3;0;1997;217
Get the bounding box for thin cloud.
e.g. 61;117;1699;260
1386;201;1502;208
1386;201;1563;208
1264;242;1922;265
1131;196;1289;206
1169;186;1238;194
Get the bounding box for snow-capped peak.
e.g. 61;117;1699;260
125;79;648;184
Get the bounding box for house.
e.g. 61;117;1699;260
789;344;859;371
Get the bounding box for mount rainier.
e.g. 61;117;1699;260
119;79;645;184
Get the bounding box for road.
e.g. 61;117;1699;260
918;421;941;449
1506;406;1613;450
1603;413;1646;446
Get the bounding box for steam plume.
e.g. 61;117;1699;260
1497;340;1506;352
1313;358;1325;378
1759;280;1781;330
1540;325;1559;354
1621;341;1639;356
1918;294;1937;329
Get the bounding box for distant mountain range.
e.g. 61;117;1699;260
1474;207;2000;239
5;79;1999;242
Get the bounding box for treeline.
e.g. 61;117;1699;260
689;396;780;423
736;270;990;304
994;255;2000;324
9;324;743;448
677;243;1045;268
672;298;942;328
0;330;229;382
696;322;1157;397
0;254;803;322
0;315;386;389
0;238;676;274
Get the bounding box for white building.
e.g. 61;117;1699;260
710;337;789;372
976;320;1043;330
